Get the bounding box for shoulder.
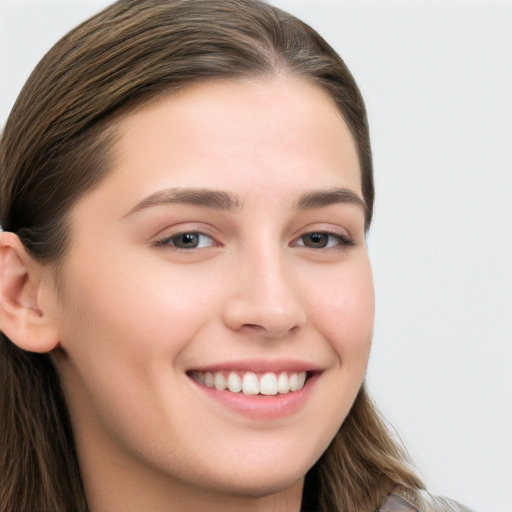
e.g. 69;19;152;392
378;491;474;512
378;494;419;512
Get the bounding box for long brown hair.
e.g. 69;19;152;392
1;1;441;510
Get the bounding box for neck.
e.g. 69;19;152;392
79;436;304;512
85;473;304;512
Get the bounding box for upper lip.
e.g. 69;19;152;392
188;359;323;374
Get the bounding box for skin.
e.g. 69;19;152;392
1;77;374;512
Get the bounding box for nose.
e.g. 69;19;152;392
222;248;307;338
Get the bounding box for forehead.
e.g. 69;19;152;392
110;77;361;195
69;76;363;231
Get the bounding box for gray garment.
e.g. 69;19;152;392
379;494;419;512
378;492;473;512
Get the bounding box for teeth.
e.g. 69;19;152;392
259;373;278;396
204;372;214;388
289;373;298;391
214;372;226;391
297;371;306;390
193;370;308;395
227;371;242;392
278;372;290;393
242;372;259;395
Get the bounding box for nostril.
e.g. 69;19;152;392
222;289;307;337
239;321;300;339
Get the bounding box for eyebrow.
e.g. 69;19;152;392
124;187;242;217
294;187;367;211
123;185;366;218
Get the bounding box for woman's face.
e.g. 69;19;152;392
52;77;374;504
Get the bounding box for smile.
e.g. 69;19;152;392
190;370;308;395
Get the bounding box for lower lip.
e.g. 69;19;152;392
189;374;319;420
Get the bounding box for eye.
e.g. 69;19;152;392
154;232;215;249
295;232;353;249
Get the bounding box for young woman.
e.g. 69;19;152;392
0;1;471;511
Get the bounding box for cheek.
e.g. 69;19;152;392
54;255;223;427
55;256;225;442
60;256;218;356
298;258;374;459
311;257;375;360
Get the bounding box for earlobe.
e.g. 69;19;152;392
0;231;60;353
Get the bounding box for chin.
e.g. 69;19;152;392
207;472;305;500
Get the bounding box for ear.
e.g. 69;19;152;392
0;231;60;353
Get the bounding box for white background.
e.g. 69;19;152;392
1;1;510;511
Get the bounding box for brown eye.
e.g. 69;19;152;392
173;233;201;248
302;232;330;248
296;232;353;249
154;232;215;249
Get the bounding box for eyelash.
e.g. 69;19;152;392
294;231;354;250
153;231;217;250
153;230;354;251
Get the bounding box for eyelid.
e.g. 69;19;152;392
150;223;221;250
291;220;354;242
149;222;356;251
293;230;354;250
153;231;216;249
